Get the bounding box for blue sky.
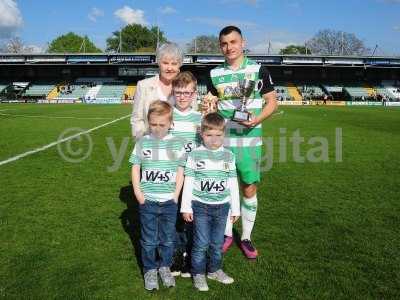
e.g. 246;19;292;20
0;0;399;55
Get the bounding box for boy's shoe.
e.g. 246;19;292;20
144;269;159;291
181;252;191;278
159;267;175;288
170;252;182;277
207;269;234;284
193;274;209;291
222;235;234;253
240;239;258;259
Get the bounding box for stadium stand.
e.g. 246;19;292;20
46;84;62;100
124;84;136;100
0;83;9;91
380;81;400;101
23;82;56;97
343;84;372;101
275;85;293;101
51;78;130;103
364;85;377;97
297;84;327;100
56;84;90;101
287;83;303;101
95;83;127;101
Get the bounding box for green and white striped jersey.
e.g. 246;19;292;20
170;107;202;153
129;134;186;202
209;56;274;148
180;145;240;215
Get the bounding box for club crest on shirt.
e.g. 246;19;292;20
245;72;255;80
224;162;230;172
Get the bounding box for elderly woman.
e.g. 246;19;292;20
131;42;184;138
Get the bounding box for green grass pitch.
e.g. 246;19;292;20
0;104;399;299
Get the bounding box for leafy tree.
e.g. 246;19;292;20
47;32;101;53
279;44;308;55
306;29;369;56
106;24;167;53
186;35;220;54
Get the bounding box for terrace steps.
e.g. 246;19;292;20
287;83;302;101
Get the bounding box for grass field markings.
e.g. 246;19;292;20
0;114;131;167
272;110;284;117
0;112;115;120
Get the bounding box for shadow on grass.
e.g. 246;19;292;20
119;182;143;274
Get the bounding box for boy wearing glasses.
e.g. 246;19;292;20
170;71;202;277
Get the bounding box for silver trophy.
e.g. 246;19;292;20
232;79;262;122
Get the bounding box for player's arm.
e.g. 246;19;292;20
240;66;278;128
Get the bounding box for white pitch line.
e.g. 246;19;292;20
272;110;284;117
0;114;130;167
0;112;114;120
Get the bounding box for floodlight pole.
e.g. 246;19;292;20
119;29;122;53
371;44;378;57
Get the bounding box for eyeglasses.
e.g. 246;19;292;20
174;91;195;97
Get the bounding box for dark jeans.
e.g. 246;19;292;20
191;201;230;275
175;202;193;254
139;200;177;273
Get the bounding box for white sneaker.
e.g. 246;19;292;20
207;269;234;284
193;274;209;291
144;269;159;290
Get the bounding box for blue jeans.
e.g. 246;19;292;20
191;201;230;275
139;200;177;273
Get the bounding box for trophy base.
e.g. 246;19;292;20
232;110;250;122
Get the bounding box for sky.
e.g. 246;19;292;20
0;0;399;55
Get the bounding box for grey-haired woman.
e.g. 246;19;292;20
131;42;184;138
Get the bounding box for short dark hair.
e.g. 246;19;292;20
201;112;225;132
219;26;242;40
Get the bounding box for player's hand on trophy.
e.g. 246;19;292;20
239;112;259;128
201;92;218;115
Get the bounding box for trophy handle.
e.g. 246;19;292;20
256;79;263;92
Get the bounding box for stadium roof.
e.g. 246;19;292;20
0;53;399;68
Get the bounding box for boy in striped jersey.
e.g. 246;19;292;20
206;26;278;259
181;113;240;291
171;72;202;157
170;72;202;277
130;100;186;291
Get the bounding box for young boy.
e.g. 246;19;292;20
170;71;202;277
180;113;240;291
130;100;186;291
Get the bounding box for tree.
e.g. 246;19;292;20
279;44;308;55
47;32;102;53
106;24;167;53
306;29;369;56
187;35;220;54
0;37;40;53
